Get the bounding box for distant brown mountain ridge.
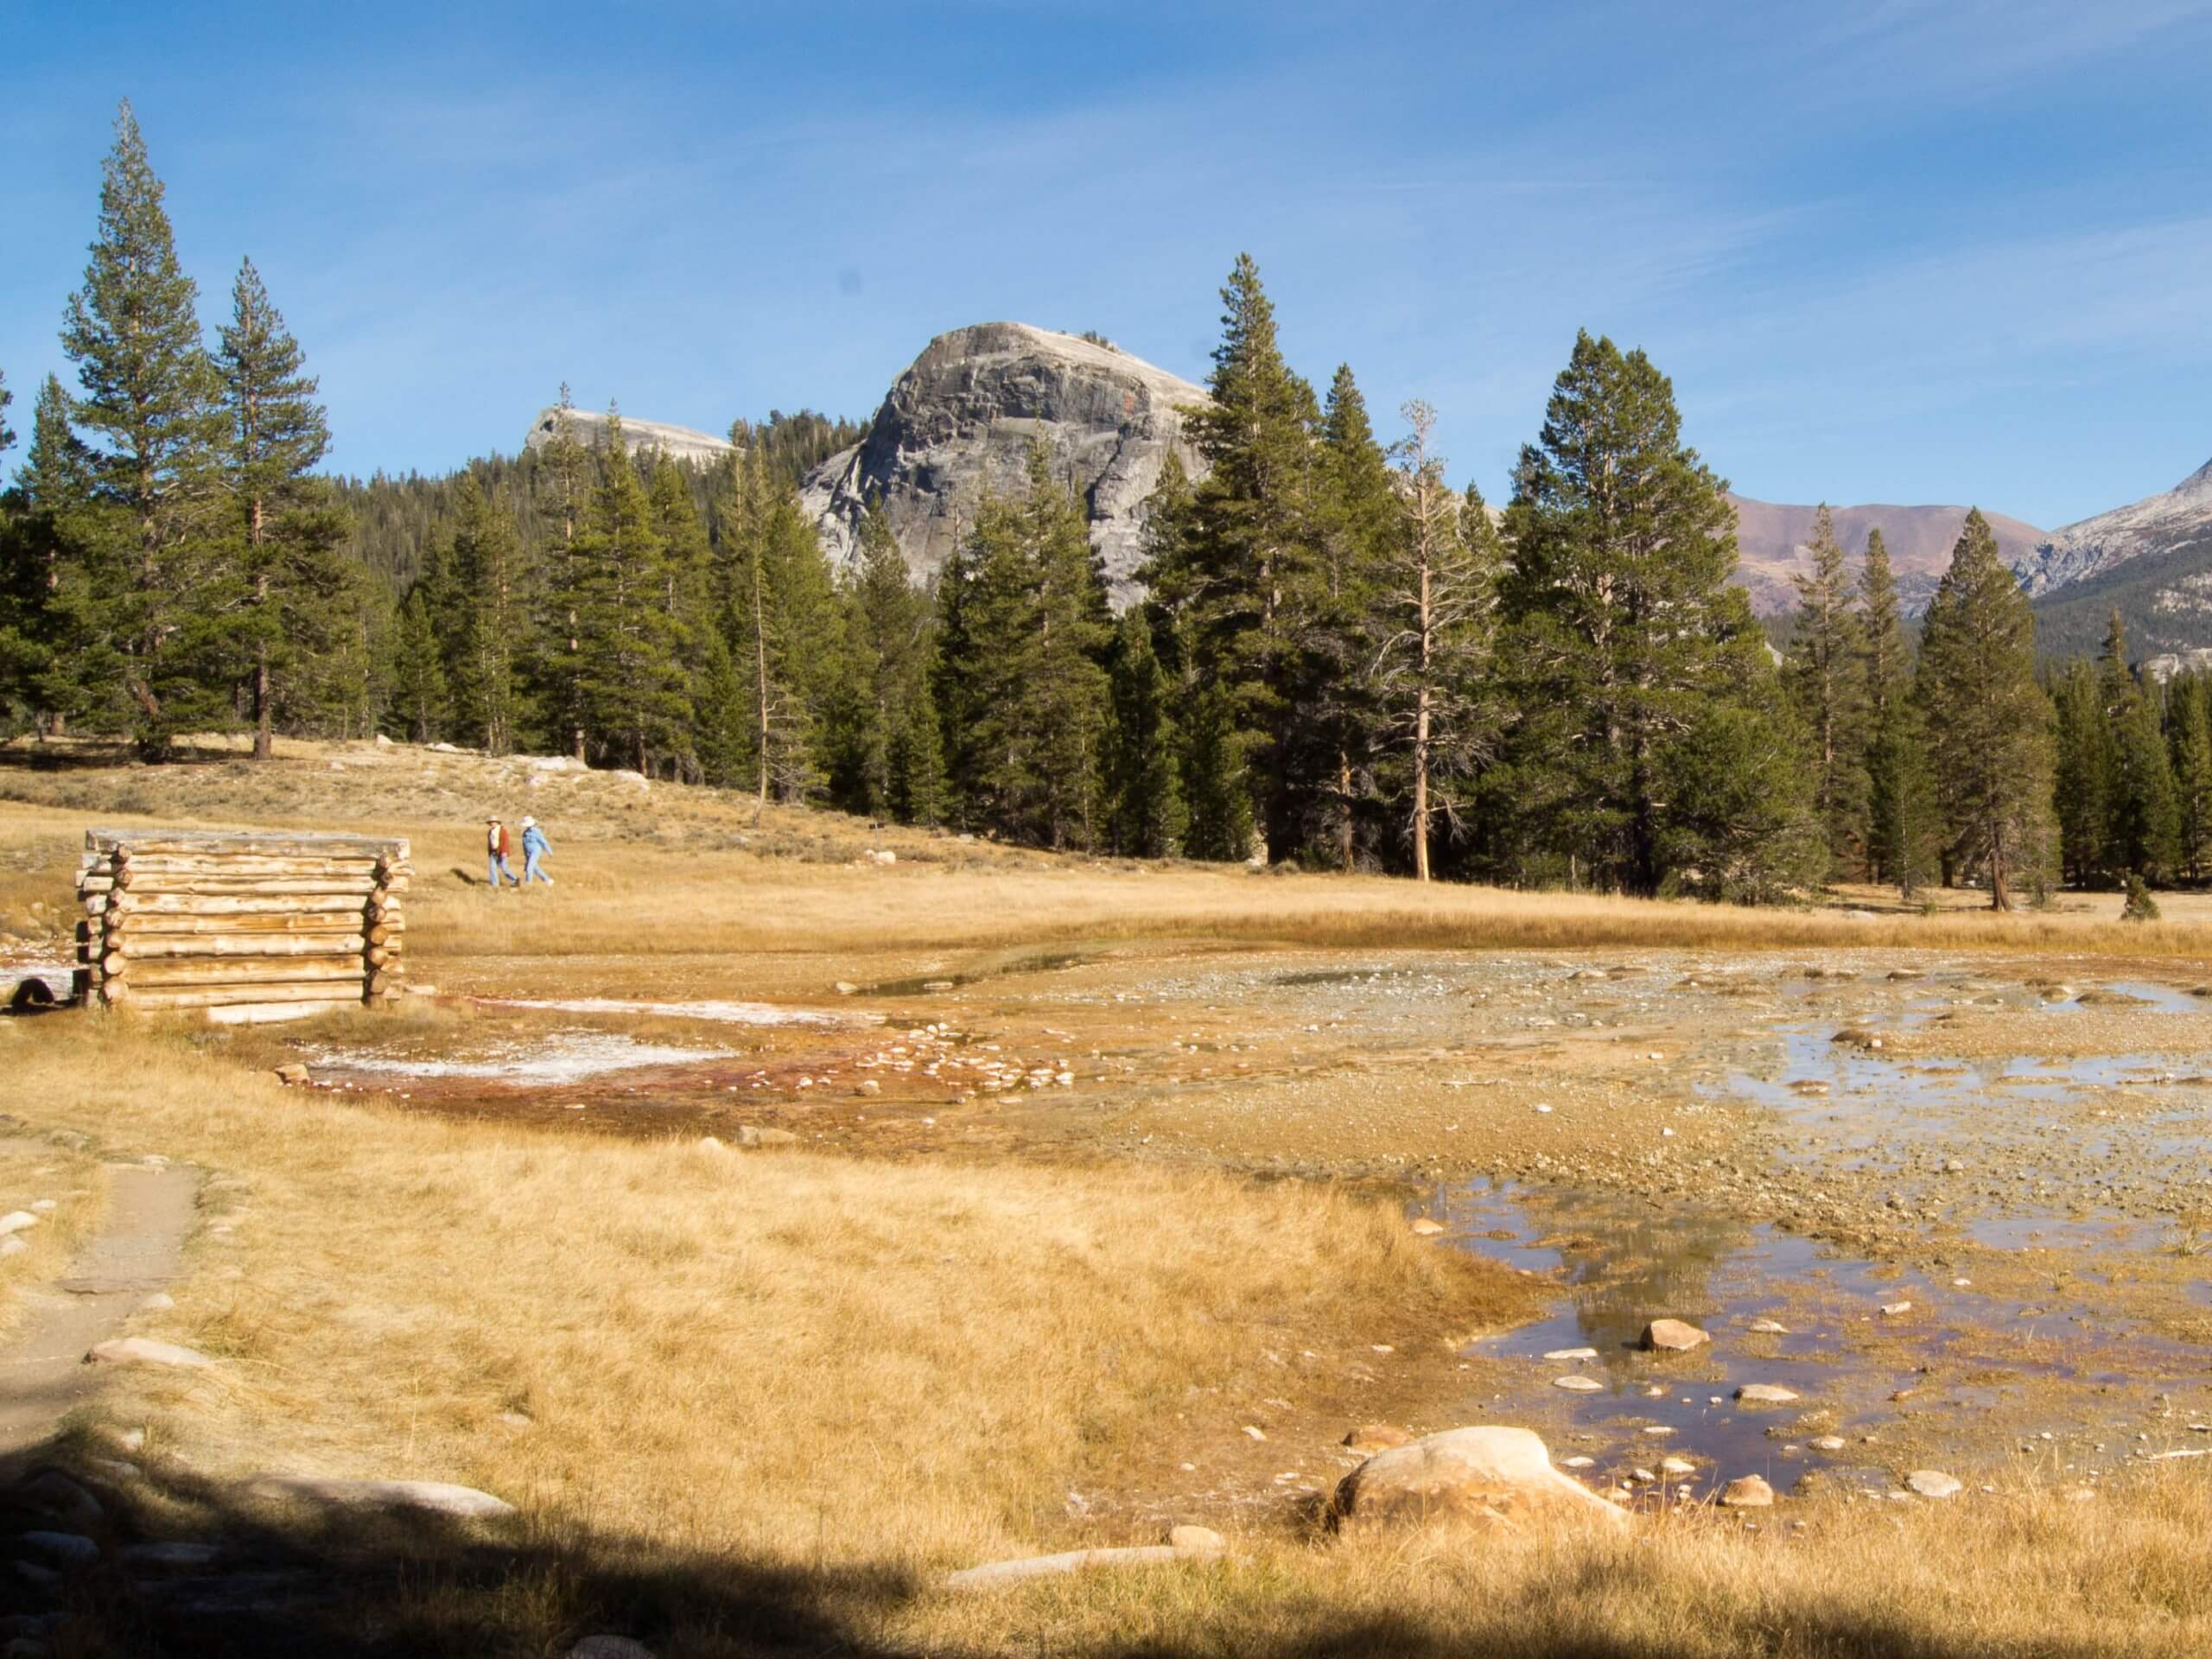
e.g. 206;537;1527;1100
1725;496;2048;618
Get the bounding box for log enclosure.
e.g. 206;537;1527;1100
76;830;410;1025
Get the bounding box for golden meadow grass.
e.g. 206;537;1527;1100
8;741;2212;1652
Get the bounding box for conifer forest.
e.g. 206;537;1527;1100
0;105;2181;910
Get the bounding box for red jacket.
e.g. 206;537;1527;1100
488;824;511;857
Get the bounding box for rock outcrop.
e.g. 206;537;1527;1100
2012;456;2212;597
1329;1425;1625;1532
524;408;735;470
801;323;1207;600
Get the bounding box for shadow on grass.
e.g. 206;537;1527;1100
0;1430;2154;1659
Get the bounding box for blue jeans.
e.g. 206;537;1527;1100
522;850;551;884
488;855;515;887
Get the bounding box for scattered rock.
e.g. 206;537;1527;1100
0;1212;37;1236
16;1531;97;1568
120;1541;226;1572
1905;1470;1962;1498
1553;1375;1604;1392
1408;1217;1446;1236
139;1292;175;1312
1746;1319;1789;1335
86;1337;213;1370
833;982;860;995
1641;1319;1709;1352
0;1238;24;1259
1242;1425;1266;1441
946;1544;1184;1589
12;1471;102;1532
1660;1458;1696;1476
1329;1426;1628;1532
1342;1424;1414;1453
1832;1028;1884;1050
1561;1456;1596;1469
246;1477;514;1519
732;1125;799;1148
1719;1475;1775;1508
1812;1436;1847;1452
1168;1524;1226;1554
1878;1301;1914;1318
1543;1346;1599;1361
1736;1384;1801;1405
273;1063;310;1086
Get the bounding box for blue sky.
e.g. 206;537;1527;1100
3;0;2209;528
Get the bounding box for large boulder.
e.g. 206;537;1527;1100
1330;1426;1626;1533
801;323;1207;602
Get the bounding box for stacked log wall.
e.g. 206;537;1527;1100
75;830;410;1024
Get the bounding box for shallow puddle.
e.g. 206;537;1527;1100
474;995;874;1028
310;1029;728;1084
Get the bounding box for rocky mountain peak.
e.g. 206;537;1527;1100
523;406;735;470
800;322;1208;597
2012;454;2212;598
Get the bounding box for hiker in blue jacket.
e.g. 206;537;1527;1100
519;816;554;886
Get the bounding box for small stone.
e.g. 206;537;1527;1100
1639;1425;1675;1437
733;1125;799;1148
1641;1319;1709;1352
568;1640;656;1659
121;1541;225;1571
0;1238;24;1258
1243;1425;1267;1440
1168;1524;1225;1554
139;1292;175;1312
274;1063;311;1086
1736;1384;1801;1405
1553;1375;1604;1392
833;982;860;995
17;1532;97;1567
497;1411;534;1430
1561;1456;1596;1469
1905;1470;1962;1498
1408;1217;1446;1236
1542;1347;1599;1361
1343;1424;1414;1452
0;1212;37;1236
86;1337;213;1370
12;1471;101;1532
248;1476;514;1519
1747;1319;1789;1335
29;1201;54;1215
1878;1301;1913;1318
1719;1475;1775;1508
1661;1458;1695;1475
1812;1436;1847;1452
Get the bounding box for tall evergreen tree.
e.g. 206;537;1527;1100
938;448;1110;848
2167;673;2212;882
1497;331;1817;899
1307;364;1395;869
1103;608;1186;856
838;501;936;817
570;413;690;774
0;370;13;461
2049;658;2112;886
1858;529;1937;895
534;384;593;760
1916;509;2056;908
721;447;844;810
2099;612;2181;882
1783;505;1868;875
215;256;353;757
54;100;232;753
442;476;529;753
1143;254;1321;858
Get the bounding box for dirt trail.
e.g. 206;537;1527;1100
0;1162;199;1452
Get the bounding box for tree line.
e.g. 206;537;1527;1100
0;104;2176;909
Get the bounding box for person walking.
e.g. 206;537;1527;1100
486;817;518;889
519;816;554;887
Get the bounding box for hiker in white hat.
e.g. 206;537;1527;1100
519;816;554;887
485;817;518;889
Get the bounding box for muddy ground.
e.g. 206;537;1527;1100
132;941;2212;1526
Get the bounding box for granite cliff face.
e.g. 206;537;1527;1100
2012;457;2212;597
524;407;735;469
800;323;1207;597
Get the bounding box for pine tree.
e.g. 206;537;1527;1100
0;369;12;461
721;448;845;810
1916;509;2056;909
571;412;690;773
54;100;232;753
2167;673;2212;881
646;454;714;779
940;449;1110;848
1497;331;1817;899
1146;254;1322;858
2101;612;2181;882
1307;364;1395;869
215;257;353;757
0;377;91;732
1103;609;1186;856
442;476;528;753
1859;529;1938;896
534;384;592;760
387;582;448;743
1371;401;1498;881
887;679;948;828
1783;505;1868;875
839;501;934;817
2050;657;2114;886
